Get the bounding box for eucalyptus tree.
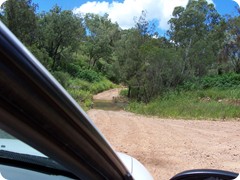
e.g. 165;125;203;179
222;11;240;73
38;5;85;71
82;13;120;71
168;0;225;77
114;11;152;100
0;0;38;46
114;29;143;98
114;12;171;102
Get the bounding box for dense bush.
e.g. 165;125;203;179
64;63;104;83
67;89;93;109
66;77;116;110
76;69;103;82
52;71;71;88
28;45;53;70
65;63;81;77
127;73;240;119
180;73;240;90
120;89;128;97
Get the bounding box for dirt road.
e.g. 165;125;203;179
93;88;123;101
88;89;240;180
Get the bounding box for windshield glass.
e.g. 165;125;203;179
0;129;14;139
0;129;77;179
0;129;46;157
0;0;239;180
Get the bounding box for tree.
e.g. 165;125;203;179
82;13;120;71
221;11;240;73
137;37;183;102
114;12;171;102
167;0;225;77
0;0;38;45
115;29;144;99
38;6;85;71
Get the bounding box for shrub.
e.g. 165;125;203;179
52;71;71;88
66;77;115;110
28;45;53;71
90;78;115;94
76;69;103;82
65;63;82;77
68;78;90;91
180;73;240;91
120;89;128;97
67;89;92;102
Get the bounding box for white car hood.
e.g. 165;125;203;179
117;152;153;180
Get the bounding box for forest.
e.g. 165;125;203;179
1;0;240;118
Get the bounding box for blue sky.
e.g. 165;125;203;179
31;0;239;32
215;0;239;15
32;0;238;16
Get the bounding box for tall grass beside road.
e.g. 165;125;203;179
127;74;240;120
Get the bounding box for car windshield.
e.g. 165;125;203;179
0;129;46;157
0;127;80;179
0;0;240;180
0;129;14;139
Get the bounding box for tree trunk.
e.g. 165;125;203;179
127;86;131;98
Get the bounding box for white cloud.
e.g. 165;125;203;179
73;0;216;30
233;0;240;6
0;0;6;6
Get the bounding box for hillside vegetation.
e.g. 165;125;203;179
127;73;240;119
1;0;239;117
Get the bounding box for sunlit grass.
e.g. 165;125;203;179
127;89;240;120
67;77;116;110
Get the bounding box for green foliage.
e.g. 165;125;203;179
180;73;240;90
66;77;115;110
201;73;240;89
129;73;240;119
168;0;225;77
38;5;85;71
52;71;71;88
128;89;240;119
0;0;38;45
68;89;92;104
115;26;183;102
1;0;239;112
28;45;53;70
82;13;119;70
65;62;103;83
197;88;240;100
95;78;115;93
76;69;102;83
120;89;128;97
64;63;81;77
221;12;240;73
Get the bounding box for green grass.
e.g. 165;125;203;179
127;88;240;120
52;70;116;110
119;88;128;97
66;77;116;110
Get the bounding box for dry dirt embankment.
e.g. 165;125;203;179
88;88;240;180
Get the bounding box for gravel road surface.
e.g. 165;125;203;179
88;89;240;179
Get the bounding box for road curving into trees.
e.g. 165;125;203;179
88;89;240;180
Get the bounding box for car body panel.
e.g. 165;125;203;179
117;152;153;180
